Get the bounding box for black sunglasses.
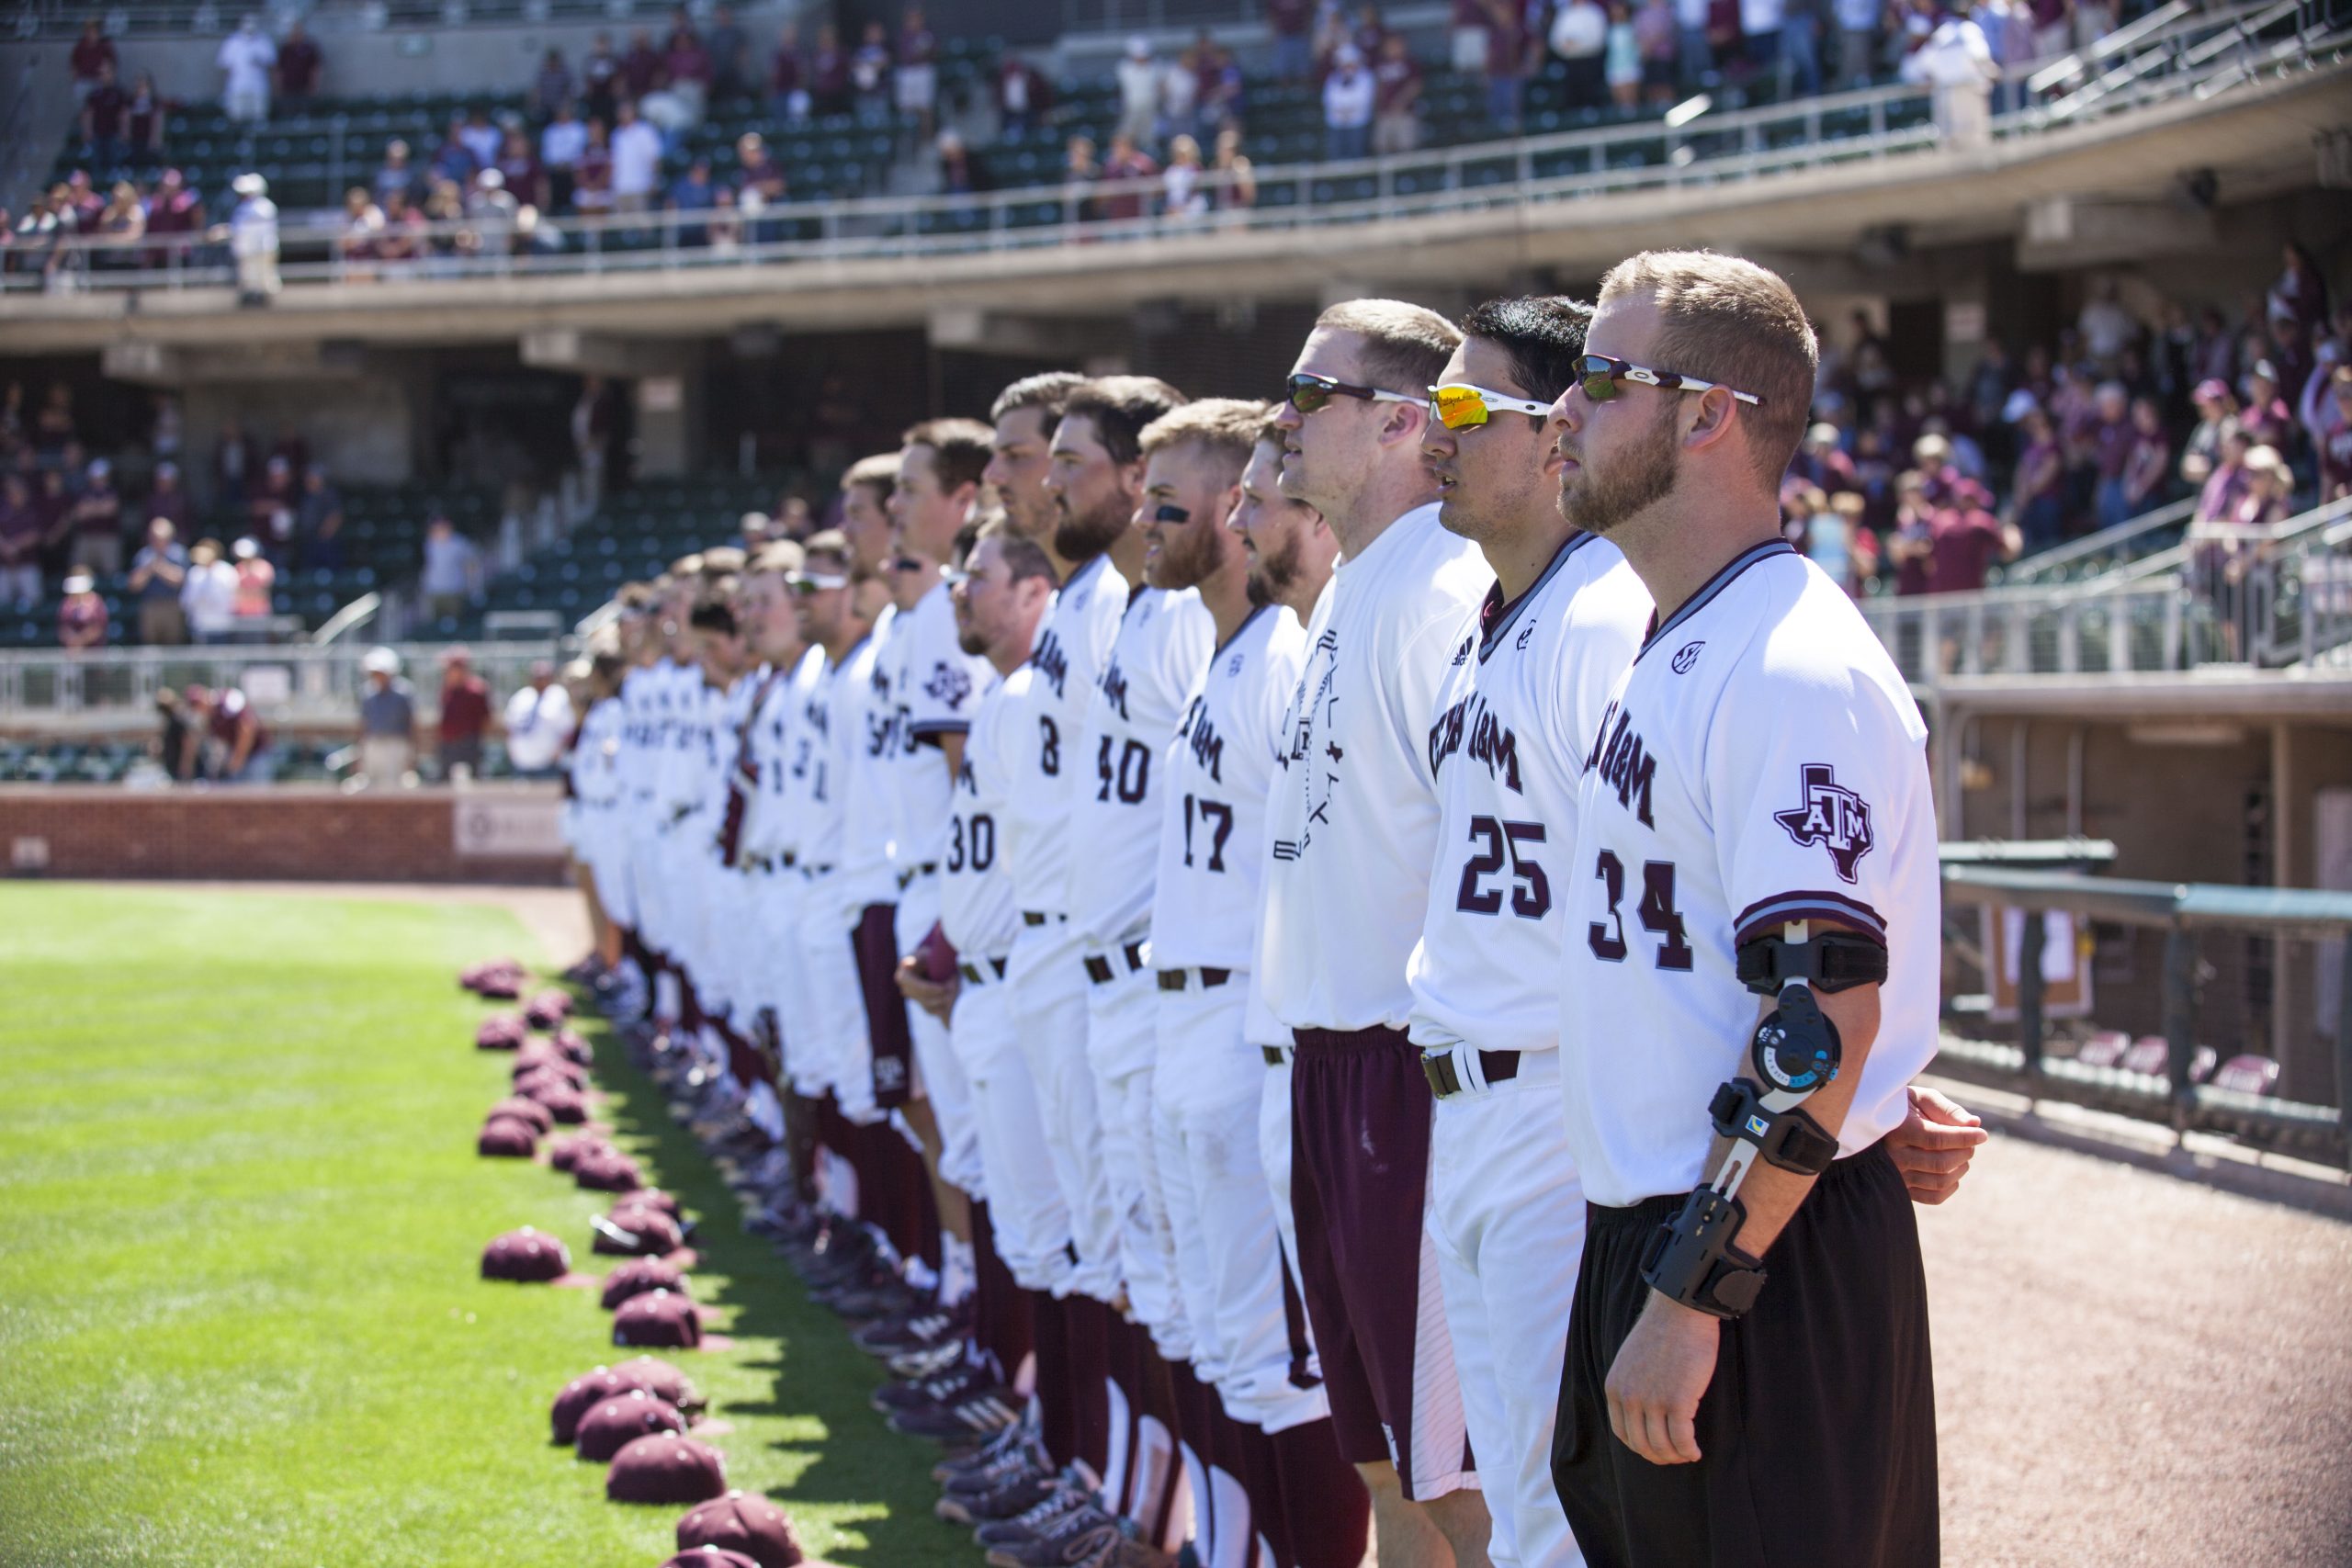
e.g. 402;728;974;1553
1284;371;1420;416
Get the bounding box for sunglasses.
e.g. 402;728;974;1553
785;570;849;594
1573;355;1762;406
1284;371;1420;416
1429;382;1554;431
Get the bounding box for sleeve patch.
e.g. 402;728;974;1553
1770;763;1875;884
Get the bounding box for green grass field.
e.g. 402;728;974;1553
0;884;960;1568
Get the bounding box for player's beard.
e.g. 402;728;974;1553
1054;493;1130;565
1562;399;1681;537
1247;530;1305;602
1148;512;1222;592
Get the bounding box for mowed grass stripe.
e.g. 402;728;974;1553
0;885;959;1568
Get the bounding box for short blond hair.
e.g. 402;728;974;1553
1597;250;1817;488
843;452;899;502
1139;397;1270;485
1314;299;1463;398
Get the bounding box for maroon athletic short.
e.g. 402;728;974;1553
851;902;915;1111
1288;1024;1470;1500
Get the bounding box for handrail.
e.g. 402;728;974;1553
2027;0;2194;92
311;591;382;645
1996;498;2199;585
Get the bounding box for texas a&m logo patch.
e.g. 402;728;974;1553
1772;763;1874;883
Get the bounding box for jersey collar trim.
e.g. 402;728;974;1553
1211;602;1272;662
1477;530;1596;663
1638;538;1796;659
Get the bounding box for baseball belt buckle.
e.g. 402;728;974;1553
1419;1047;1464;1100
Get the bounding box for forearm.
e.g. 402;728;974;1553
1713;977;1880;1260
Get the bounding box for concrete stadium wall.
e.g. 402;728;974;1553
0;784;569;884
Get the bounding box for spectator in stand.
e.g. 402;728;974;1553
1353;2;1392;58
808;24;852;118
128;517;188;645
34;469;73;574
357;646;417;787
421;513;483;623
770;22;809;122
1605;2;1646;107
336;186;384;279
2076;276;2139;368
1160;44;1203;147
187;682;276;782
276;19;322;108
533;49;574;120
995;51;1049;136
2085;380;2135;529
374;141;420;208
1116;36;1161;146
609;99;664;220
2121;395;2171;518
1551;0;1611;108
91;182;146;272
1323;45;1376;160
1099;131;1158;221
69;457;123;576
1887;471;1934;593
377;188;426;268
250;455;299;562
850;22;894;127
229;536;275;638
582;34;621;123
735;132;788;241
298;466;345;571
2310;365;2352;503
126;73;167;167
2238;361;2293;452
1272;0;1317;80
1210;127;1257;219
458;108;502;174
1482;0;1530;130
1930;477;2019;592
663;19;713;125
936;131;990;197
1160;134;1206;220
571;120;615;221
897;6;939;141
541;102;587;211
214;417;253;511
182;537;237;642
620;28;664;100
435;647;492;780
429;118;478;188
1834;0;1881;85
0;474;40;610
71;20;118;103
58;571;107;649
707;5;748;106
2233;446;2292;526
218;16;277;126
667;158;717;244
1372;35;1424;153
503;659;575;779
492;128;544;212
81;62;129;173
1200;37;1247;136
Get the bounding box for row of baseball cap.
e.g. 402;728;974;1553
461;958;833;1564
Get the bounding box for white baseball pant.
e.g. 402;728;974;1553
1008;916;1119;1303
948;957;1074;1294
1085;947;1180;1343
894;875;983;1197
794;874;876;1121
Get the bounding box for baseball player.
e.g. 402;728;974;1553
1549;252;1943;1567
985;372;1091;581
1256;299;1495;1567
1408;299;1656;1568
566;643;630;986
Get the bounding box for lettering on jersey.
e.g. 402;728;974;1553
1227;649;1245;677
1099;656;1132;722
874;1055;908;1093
1671;640;1705;674
1034;629;1071;698
1771;763;1875;883
1586;702;1657;828
1273;627;1341;861
923;660;973;712
1515;617;1538;651
1427;692;1521;793
1177;695;1226;784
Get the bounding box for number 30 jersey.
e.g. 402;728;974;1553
1559;542;1940;1208
941;669;1022;962
1406;533;1651;1059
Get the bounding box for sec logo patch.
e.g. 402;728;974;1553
1671;640;1704;673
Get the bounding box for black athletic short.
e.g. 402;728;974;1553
1551;1138;1939;1568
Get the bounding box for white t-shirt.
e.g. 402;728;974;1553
610;119;664;197
1001;554;1130;918
1151;604;1306;976
218;30;277;96
832;606;899;909
1406;534;1650;1058
1559;542;1940;1207
941;669;1022;960
503;682;575;772
887;580;992;874
181;559;238;636
1068;584;1214;950
1323;67;1375;130
1256;503;1488;1032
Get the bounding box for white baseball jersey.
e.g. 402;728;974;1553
1256;503;1488;1032
734;651;814;866
786;639;865;871
941;669;1022;961
1149;604;1306;975
568;693;625;838
1407;534;1652;1058
1001;554;1130;918
887;579;991;874
1068;585;1214;949
832;604;899;912
1558;541;1939;1208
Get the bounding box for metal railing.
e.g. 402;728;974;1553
1939;863;2352;1163
8;0;2336;296
1994;497;2199;586
1861;497;2352;684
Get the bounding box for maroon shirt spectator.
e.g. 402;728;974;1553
2121;399;2170;513
0;475;42;607
2087;389;2135;480
665;33;712;87
145;462;192;533
2315;369;2352;503
494;130;545;211
126;73;166;159
770;33;803;99
59;576;107;648
83;65;129;148
1928;486;2019;592
1373;41;1423;115
187;685;272;779
437;650;492;778
581;34;621;121
1099;133;1159;221
276;21;322;100
71;22;117;94
620;29;664;98
807;25;851;114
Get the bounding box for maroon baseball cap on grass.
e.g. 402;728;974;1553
614;1290;701;1349
553;1367;642;1443
526;989;574;1029
594;1208;684;1258
551;1027;593;1065
600;1258;687;1310
535;1087;590;1125
575;1390;689;1461
490;1095;554;1134
476;1015;528;1050
618;1187;681;1219
481;1226;571;1282
607;1434;728;1505
478;1116;540;1157
675;1490;814;1568
662;1549;762;1568
549;1133;613;1172
614;1356;704;1413
575;1151;645;1192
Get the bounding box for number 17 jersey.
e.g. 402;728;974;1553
1406;533;1651;1058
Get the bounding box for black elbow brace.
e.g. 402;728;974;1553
1736;929;1887;996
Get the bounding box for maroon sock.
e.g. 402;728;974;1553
1067;1293;1114;1485
1271;1416;1371;1568
1033;1292;1079;1469
969;1202;1035;1381
1230;1411;1289;1567
1170;1359;1220;1552
1130;1337;1185;1544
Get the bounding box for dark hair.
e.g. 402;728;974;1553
688;593;739;634
980;520;1058;587
904;417;996;492
1315;298;1463;398
989;370;1086;425
1458;296;1594;403
1061;375;1189;468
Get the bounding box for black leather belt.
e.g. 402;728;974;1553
1420;1046;1522;1100
958;956;1009;986
1021;909;1066;927
1157;967;1231;992
1083;942;1149;985
1261;1044;1289;1066
802;863;835;878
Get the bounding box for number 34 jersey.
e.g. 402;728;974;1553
1407;533;1652;1060
1559;541;1940;1208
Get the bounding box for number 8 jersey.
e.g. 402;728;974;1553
1406;533;1651;1059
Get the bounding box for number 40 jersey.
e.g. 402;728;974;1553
1406;532;1652;1060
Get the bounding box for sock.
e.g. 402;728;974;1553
936;1232;975;1309
1033;1292;1078;1469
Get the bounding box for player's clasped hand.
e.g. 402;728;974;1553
893;955;958;1025
1606;1291;1719;1466
1891;1084;1989;1205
